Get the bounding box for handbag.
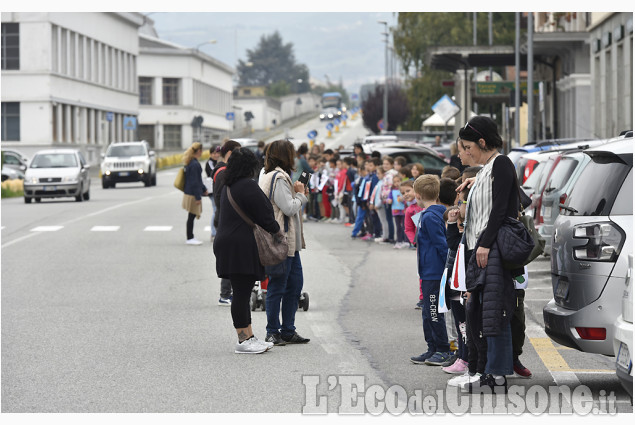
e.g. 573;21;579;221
226;180;288;268
262;172;290;277
174;166;186;191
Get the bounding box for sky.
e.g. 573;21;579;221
147;12;397;96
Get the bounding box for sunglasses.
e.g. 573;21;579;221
457;200;468;207
463;122;485;139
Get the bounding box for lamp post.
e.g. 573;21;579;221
195;39;217;51
378;20;388;134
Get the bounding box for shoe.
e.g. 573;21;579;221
218;297;232;306
451;372;480;388
441;352;458;367
424;351;452;366
265;333;287;346
410;351;434;364
344;223;353;227
235;337;267;354
308;216;319;222
252;335;273;350
281;332;310;344
361;235;372;241
320;217;329;222
374;237;384;243
513;358;532;379
393;242;401;249
379;239;391;244
399;242;410;249
414;304;422;310
467;374;507;394
186;238;202;245
442;358;469;374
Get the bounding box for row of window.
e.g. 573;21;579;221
1;23;19;70
139;77;180;105
51;25;137;92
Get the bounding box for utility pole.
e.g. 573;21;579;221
527;12;534;144
379;20;388;134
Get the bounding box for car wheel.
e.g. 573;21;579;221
102;177;109;189
83;187;90;201
75;185;83;202
151;172;157;186
144;173;151;187
24;196;32;203
35;197;41;203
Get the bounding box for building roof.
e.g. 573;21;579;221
427;45;528;72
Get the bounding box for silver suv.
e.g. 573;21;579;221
543;135;633;356
100;141;156;188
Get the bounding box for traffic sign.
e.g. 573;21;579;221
377;119;385;130
307;130;318;139
106;112;113;122
326;123;334;131
226;112;235;121
333;118;341;125
351;93;359;100
123;116;137;131
432;95;460;123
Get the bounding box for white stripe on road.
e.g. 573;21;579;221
90;226;120;232
144;226;173;232
30;226;64;232
205;226;211;231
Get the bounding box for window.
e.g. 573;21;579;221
139;77;153;105
138;125;155;148
1;102;20;141
544;156;579;192
2;23;19;70
162;78;180;105
163;125;181;149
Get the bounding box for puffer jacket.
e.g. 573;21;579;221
466;234;514;337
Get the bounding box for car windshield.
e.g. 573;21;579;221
30;153;78;168
107;145;146;157
544;157;579;193
565;155;631;216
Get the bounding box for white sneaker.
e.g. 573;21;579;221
186;238;202;245
374;237;384;243
235;338;267;354
252;336;273;350
458;373;482;391
398;242;409;249
448;371;473;387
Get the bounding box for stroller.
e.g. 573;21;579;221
250;276;309;312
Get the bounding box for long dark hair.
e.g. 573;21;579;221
224;148;259;186
264;139;296;175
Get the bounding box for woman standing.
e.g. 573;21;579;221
459;116;520;393
214;148;280;354
182;142;208;245
260;140;310;346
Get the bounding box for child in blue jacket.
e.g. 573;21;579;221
410;175;451;366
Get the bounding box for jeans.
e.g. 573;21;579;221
420;279;450;353
266;252;304;336
394;215;406;243
351;204;367;237
384;205;395;240
485;321;513;375
220;278;232;299
370;210;382;237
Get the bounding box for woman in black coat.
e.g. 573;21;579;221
213;148;280;354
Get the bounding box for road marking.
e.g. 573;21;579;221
204;226;211;231
30;226;63;232
90;226;120;232
530;337;572;371
144;226;173;232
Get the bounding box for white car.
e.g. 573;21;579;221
100;141;156;188
613;253;633;397
23;149;91;203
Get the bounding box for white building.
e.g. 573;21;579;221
1;12;144;164
137;33;235;150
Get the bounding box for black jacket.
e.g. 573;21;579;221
212;161;228;228
184;159;206;201
213;177;280;281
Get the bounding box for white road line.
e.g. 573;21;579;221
204;226;211;231
30;226;64;232
144;226;173;232
90;226;120;232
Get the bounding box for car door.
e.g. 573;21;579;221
77;152;90;189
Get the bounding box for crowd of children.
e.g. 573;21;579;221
295;141;533;394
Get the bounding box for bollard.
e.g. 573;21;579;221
335;126;339;133
327;130;332;138
310;139;315;148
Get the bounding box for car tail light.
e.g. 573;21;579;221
572;222;625;262
559;193;567;206
575;327;606;340
523;159;538;183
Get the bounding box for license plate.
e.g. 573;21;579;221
555;280;569;299
544;206;552;218
616;342;631;372
119;172;129;177
43;185;56;191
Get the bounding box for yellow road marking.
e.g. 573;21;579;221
530;337;571;371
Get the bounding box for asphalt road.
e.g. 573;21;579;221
1;114;632;416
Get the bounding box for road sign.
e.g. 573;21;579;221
123;116;137;131
307;130;318;139
475;81;540;96
351;93;359;100
326;123;334;131
226;112;235;121
106;112;113;122
333;118;341;125
377;119;385;130
431;95;460;123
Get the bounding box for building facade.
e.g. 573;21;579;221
1;12;144;164
137;33;235;151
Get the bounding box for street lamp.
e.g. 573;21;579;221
378;21;388;134
195;39;217;51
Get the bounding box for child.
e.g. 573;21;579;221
328;158;340;223
410;175;451;366
402;179;425;309
442;165;461;181
386;175;407;248
351;160;369;238
380;156;398;243
372;167;389;242
411;163;425;180
308;157;322;221
398;164;413;181
344;157;358;226
359;158;382;241
336;158;351;224
393;156;407;174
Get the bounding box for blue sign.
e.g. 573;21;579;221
351;93;359;100
326;123;334;131
333;118;341;125
307;130;318;139
378;119;385;130
226;112;235;121
123;116;137;131
342;114;348;120
106;112;113;122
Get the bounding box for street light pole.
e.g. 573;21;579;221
378;21;388;134
195;39;217;51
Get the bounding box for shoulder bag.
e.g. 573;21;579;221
226;175;288;268
174;166;186;191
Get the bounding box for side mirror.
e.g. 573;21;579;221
19;165;26;171
84;164;91;170
149;151;156;157
100;153;105;159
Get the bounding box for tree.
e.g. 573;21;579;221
361;85;409;134
237;31;311;94
392;12;517;130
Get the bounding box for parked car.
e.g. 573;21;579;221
1;165;24;181
613;253;633;397
543;135;633;356
23;149;91;203
232;138;260;154
100;141;156;188
1;149;28;174
361;141;448;176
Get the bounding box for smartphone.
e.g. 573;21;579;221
298;171;311;185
